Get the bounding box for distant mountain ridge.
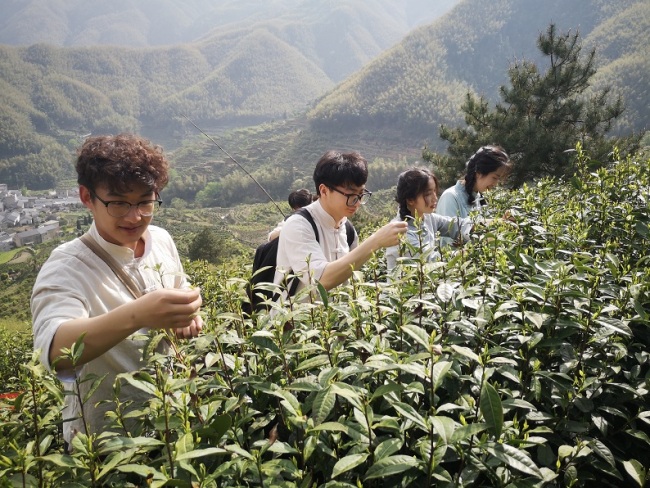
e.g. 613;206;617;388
308;0;649;142
0;0;458;82
0;1;461;187
0;0;305;48
0;0;646;196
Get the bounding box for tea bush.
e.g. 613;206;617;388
1;147;649;487
0;324;33;392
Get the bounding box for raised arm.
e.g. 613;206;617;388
45;287;202;371
318;220;407;290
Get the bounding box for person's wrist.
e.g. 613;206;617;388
364;234;378;253
122;300;146;332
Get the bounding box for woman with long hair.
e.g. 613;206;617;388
436;145;511;246
386;167;472;272
437;145;511;216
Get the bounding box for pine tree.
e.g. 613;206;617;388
188;227;223;264
435;24;627;187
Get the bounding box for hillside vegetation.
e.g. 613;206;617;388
0;0;646;198
0;0;458;58
167;118;423;207
0;40;328;188
309;0;649;139
2;147;650;486
0;1;458;189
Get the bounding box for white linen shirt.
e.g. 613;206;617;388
274;200;358;294
31;222;187;443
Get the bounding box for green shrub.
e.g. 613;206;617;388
0;325;33;392
0;147;648;487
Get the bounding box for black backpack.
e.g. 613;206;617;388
244;208;355;315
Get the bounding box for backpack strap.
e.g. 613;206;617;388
344;220;355;247
297;207;356;247
79;233;143;299
284;208;319;297
296;208;319;243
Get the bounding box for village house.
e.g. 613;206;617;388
0;183;79;248
2;192;21;210
0;231;13;252
3;211;20;227
12;222;60;248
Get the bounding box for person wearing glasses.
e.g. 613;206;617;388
31;133;203;448
436;145;512;247
275;150;407;295
386;167;472;272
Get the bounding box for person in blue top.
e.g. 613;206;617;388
436;145;511;246
386;167;472;272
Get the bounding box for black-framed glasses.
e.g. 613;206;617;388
328;186;372;206
91;191;162;218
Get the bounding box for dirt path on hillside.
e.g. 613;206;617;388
8;251;31;264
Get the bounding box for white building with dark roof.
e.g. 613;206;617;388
3;211;20;226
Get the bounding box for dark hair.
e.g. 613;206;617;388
288;188;314;210
395;167;438;220
76;133;169;195
313;150;368;195
463;145;511;205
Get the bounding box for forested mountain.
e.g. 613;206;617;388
0;38;329;188
172;0;649;208
0;0;646;198
309;0;649;141
0;0;458;82
0;0;459;189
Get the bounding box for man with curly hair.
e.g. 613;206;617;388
31;134;203;447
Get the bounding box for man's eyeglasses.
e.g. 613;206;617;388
328;186;372;207
91;192;162;218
